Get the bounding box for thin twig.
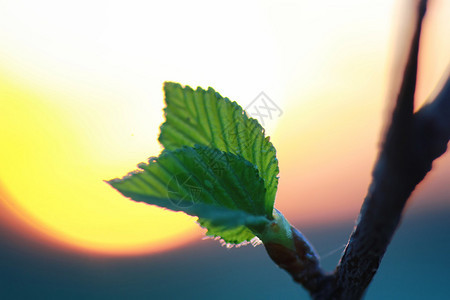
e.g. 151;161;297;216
264;226;329;295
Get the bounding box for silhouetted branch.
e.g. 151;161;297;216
328;1;450;299
266;0;450;299
329;1;428;299
414;75;450;165
327;71;450;300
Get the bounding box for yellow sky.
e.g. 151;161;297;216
0;0;449;255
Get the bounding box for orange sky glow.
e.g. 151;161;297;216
0;0;449;256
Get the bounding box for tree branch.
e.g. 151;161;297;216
328;71;450;300
265;0;450;299
328;1;450;299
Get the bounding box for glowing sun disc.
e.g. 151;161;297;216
0;72;201;255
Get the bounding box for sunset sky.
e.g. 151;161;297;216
1;0;449;257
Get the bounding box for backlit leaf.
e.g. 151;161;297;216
159;82;279;217
108;146;270;244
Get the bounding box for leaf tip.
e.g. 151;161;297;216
105;178;121;189
163;81;180;90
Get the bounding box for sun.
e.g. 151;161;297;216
3;0;447;255
0;0;280;255
0;72;201;255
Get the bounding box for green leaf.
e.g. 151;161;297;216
159;82;279;217
108;146;270;244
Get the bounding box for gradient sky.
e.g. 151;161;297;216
0;0;449;256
